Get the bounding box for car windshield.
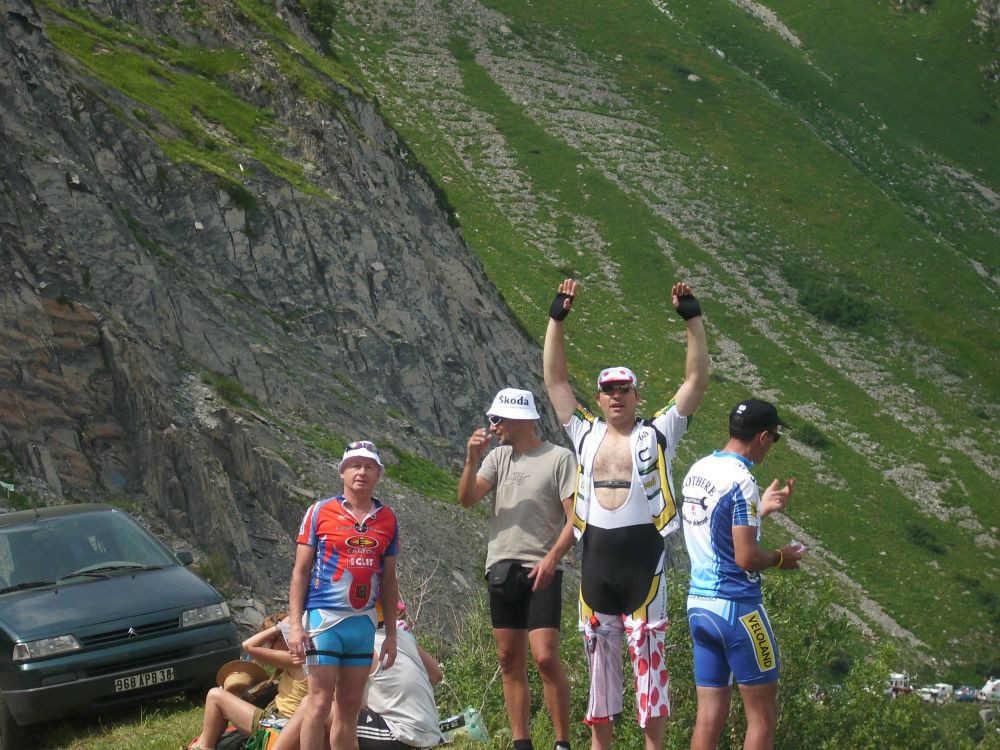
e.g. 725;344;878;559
0;509;177;593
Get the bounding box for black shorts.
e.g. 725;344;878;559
357;707;411;749
488;570;563;630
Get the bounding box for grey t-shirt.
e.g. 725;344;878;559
477;441;578;571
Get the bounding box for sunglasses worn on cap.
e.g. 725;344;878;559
487;415;504;426
600;383;633;395
346;440;380;454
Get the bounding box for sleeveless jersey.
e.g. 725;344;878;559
296;496;399;612
681;451;763;600
564;399;688;540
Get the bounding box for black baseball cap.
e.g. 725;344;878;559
729;399;786;434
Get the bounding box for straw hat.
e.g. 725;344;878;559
216;660;270;694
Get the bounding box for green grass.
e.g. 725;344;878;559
0;492;33;511
201;370;260;409
759;0;1000;181
382;441;458;503
294;423;349;460
430;573;995;749
191;551;239;599
22;695;204;750
39;0;356;198
24;573;999;748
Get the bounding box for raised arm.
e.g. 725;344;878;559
243;621;297;672
543;278;580;425
458;428;495;507
670;282;709;417
733;477;802;571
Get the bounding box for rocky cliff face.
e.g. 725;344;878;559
0;0;562;624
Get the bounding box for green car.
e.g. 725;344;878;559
0;504;240;749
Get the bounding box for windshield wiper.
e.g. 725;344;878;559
63;563;164;578
0;579;59;594
63;569;112;579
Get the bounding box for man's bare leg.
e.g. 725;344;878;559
691;686;732;750
494;628;532;742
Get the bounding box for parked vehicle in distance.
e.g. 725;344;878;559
0;504;239;749
886;671;912;697
933;683;954;702
981;677;1000;703
916;686;940;703
955;686;977;702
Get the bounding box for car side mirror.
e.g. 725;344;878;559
175;550;194;566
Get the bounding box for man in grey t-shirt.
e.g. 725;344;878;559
458;388;577;750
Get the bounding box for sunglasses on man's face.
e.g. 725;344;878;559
346;440;380;454
487;415;504;426
599;383;633;395
767;430;781;443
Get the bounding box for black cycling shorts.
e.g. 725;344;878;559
488;570;563;630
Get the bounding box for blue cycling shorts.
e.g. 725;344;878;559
305;611;376;667
687;596;780;687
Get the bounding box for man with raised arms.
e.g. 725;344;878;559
543;279;709;750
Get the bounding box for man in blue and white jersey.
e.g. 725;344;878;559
681;398;803;750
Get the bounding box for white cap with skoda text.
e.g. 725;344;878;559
486;388;540;420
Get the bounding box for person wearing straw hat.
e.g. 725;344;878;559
543;279;709;750
217;661;269;696
287;440;400;750
458;388;577;750
192;612;307;750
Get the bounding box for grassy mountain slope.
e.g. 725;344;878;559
329;0;998;678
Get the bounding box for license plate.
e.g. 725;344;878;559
114;667;175;693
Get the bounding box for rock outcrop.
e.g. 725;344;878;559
0;0;559;617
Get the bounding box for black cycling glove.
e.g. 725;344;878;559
675;293;702;321
549;292;573;321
